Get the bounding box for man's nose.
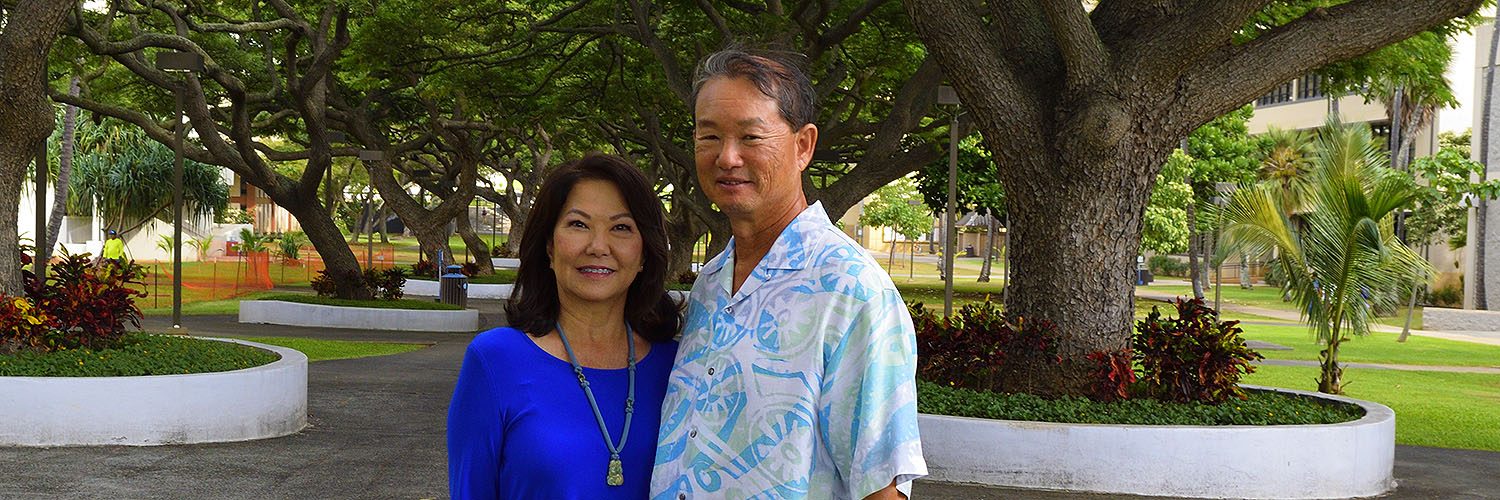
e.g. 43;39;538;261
716;140;744;169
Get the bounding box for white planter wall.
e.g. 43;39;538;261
404;280;514;300
0;337;307;447
918;385;1395;499
239;300;479;332
1422;307;1500;332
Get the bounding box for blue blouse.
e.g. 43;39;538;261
448;326;678;500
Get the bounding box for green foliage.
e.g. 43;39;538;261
310;267;407;301
258;293;463;311
1257;126;1317;217
0;296;54;354
860;177;933;242
916;380;1362;426
1148;255;1189;277
275;231;308;261
1142;151;1194;254
908;300;1062;392
16;252;147;353
411;259;439;278
188;236;215;261
66;124;228;229
1185;105;1266;204
1429;283;1463;307
1216;117;1433;394
1134;299;1265;403
216;207;254;225
155;235;176;257
238;336;427;362
0;333;277;377
916;137;1006;217
1408;144;1500;250
237;228;269;254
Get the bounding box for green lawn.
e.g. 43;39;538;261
1243;365;1500;451
141;290;286;316
1237;323;1500;367
239;336;430;362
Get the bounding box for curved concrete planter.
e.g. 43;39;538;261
0;337;307;447
919;385;1394;499
404;279;514;300
240;299;478;332
1422;307;1500;332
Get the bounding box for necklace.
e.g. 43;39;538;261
555;320;636;487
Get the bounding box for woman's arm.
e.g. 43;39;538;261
447;344;504;500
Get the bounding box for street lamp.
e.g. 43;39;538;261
358;149;385;269
938;84;961;317
907;199;921;282
1211;182;1237;314
156;51;204;329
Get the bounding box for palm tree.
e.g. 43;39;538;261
1217;118;1432;394
1258;126;1317;218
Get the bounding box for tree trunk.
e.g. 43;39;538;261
43;77;80;264
1239;253;1252;289
289;200;372;300
455;209;495;275
978;208;996;282
1187;204;1205;300
0;2;73;295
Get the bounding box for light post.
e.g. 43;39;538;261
156;51;204;329
1212;182;1237;313
938;85;961;317
907;199;921;282
358;149;384;269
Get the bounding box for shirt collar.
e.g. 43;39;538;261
700;201;829;278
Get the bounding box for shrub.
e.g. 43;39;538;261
0;333;278;377
0;296;54;355
23;252;147;352
916;380;1363;426
275;230;307;262
1087;348;1136;402
909;300;1063;392
365;266;409;300
491;245;515;258
1148;255;1188;277
411;259;438;278
1263;260;1285;288
1133;298;1263;403
1429;283;1462;307
675;270;698;285
310;268;363;298
461;262;481;277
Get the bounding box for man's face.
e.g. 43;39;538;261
693;76;816;221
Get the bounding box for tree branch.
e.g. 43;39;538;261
1040;0;1109;89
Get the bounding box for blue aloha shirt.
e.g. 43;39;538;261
651;202;926;500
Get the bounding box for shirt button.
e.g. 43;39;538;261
678;494;686;500
689;428;698;438
707;367;715;376
725;306;733;313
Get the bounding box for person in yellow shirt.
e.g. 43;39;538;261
102;230;125;265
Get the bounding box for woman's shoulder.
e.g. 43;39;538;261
465;326;537;358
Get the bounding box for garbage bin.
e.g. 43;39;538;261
964;244;976;257
440;264;468;307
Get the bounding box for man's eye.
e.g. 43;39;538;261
697;134;719;141
743;135;761;141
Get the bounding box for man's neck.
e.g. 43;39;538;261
728;200;808;294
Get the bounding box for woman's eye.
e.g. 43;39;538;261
613;224;635;232
567;220;587;228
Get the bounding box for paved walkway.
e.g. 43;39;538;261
3;299;1498;499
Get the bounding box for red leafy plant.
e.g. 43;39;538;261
910;300;1063;393
19;251;147;352
1133;298;1264;403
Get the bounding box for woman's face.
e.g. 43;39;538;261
548;178;644;309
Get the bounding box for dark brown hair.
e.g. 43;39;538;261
504;153;680;342
691;49;817;130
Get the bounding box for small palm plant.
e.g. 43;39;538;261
1215;117;1431;394
275;230;308;262
238;228;269;254
187;235;215;261
155;235;176;257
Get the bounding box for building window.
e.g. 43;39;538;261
1256;81;1293;106
1369;122;1392;151
1297;74;1323;100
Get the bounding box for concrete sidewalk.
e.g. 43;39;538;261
1;304;1497;499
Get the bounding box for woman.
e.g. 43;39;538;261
448;153;680;499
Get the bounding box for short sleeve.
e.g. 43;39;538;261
818;284;927;499
448;343;505;500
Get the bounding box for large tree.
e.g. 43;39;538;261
0;1;75;295
904;0;1486;396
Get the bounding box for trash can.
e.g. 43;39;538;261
439;264;468;307
964;244;976;257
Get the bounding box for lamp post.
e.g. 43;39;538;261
156;51;204;329
938;85;961;317
358;149;384;269
1212;182;1237;314
907;199;921;282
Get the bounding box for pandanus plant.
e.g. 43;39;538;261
1212;117;1431;394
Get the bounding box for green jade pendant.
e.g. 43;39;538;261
607;458;624;486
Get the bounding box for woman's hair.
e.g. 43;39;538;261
505;153;680;342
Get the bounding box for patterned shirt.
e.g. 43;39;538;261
651;202;926;500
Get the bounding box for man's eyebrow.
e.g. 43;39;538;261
695;117;770;128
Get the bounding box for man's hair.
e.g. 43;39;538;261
691;49;816;130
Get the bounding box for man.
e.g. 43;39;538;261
652;50;925;500
102;230;125;266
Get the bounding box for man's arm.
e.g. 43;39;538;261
863;480;907;500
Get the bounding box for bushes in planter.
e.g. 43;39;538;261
2;251;146;354
914;297;1262;404
310;267;408;300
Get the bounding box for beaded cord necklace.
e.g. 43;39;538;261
554;321;636;487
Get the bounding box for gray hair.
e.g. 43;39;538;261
690;50;816;130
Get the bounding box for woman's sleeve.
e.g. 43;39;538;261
448;343;504;500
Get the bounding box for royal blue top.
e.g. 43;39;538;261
448;326;678;500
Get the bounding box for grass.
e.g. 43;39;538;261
917;380;1362;426
0;333;278;377
141;290;286;317
238;336;429;362
257;293;465;310
1236;323;1500;367
1243;365;1500;451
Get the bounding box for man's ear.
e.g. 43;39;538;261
795;122;818;172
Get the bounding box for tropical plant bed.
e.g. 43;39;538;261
917;380;1362;426
255;293;463;310
918;384;1396;499
0;336;306;446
